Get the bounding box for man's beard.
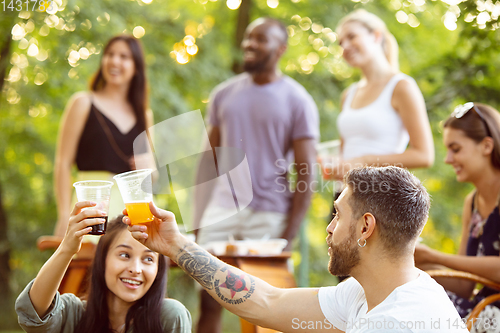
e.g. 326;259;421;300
243;52;272;73
327;225;361;277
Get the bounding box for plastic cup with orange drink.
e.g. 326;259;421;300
113;169;155;225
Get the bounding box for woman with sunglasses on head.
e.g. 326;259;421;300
325;9;434;179
54;35;153;238
16;202;192;333
415;102;500;323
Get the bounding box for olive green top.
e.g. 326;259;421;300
16;280;192;333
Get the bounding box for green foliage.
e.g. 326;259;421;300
2;0;500;330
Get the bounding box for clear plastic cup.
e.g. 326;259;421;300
316;140;341;180
73;180;114;235
113;169;154;225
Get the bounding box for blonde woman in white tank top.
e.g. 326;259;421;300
326;10;434;180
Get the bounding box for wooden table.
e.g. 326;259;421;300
215;253;297;333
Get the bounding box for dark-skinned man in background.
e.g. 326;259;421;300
192;17;319;332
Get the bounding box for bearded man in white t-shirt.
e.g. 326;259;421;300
127;166;469;333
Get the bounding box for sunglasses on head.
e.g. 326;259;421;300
451;102;491;136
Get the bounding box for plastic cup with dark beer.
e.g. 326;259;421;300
73;180;114;235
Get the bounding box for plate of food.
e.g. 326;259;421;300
204;238;288;256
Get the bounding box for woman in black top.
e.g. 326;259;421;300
54;35;153;237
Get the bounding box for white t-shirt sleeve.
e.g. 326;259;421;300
318;277;363;331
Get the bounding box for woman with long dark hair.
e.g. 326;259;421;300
54;35;153;238
415;103;500;329
16;202;191;332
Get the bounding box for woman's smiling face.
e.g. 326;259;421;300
338;21;380;68
443;127;492;183
105;229;159;306
101;40;136;87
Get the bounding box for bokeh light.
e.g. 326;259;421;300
25;21;35;33
68;50;80;66
312;38;324;50
39;25;50;36
311;23;323;34
226;0;241;10
183;35;196;46
12;24;26;40
443;11;457;31
7;67;21;82
477;12;491;25
133;26;146;38
187;45;198;55
171;34;200;64
7;89;21;104
19;38;29;49
267;0;279;8
319;46;329;58
34;73;47;85
307;52;319;65
46;1;59;14
68;68;79;79
299;17;312;31
440;0;463;5
326;32;336;43
27;44;39;57
176;50;190;64
36;49;48;62
407;14;420;28
96;13;111;26
396;11;408;24
79;47;90;60
45;15;59;28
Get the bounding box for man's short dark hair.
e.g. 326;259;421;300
344;166;430;256
262;17;288;44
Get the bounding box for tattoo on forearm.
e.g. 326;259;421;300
214;267;255;305
177;243;222;290
176;242;256;304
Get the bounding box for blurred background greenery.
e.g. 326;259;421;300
1;0;500;331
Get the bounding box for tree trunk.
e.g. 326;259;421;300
0;27;13;92
0;182;10;303
0;12;15;327
232;0;251;74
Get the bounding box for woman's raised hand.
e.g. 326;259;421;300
60;201;106;255
322;159;354;180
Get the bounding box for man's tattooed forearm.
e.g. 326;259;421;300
176;242;256;305
214;270;255;305
176;242;223;290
